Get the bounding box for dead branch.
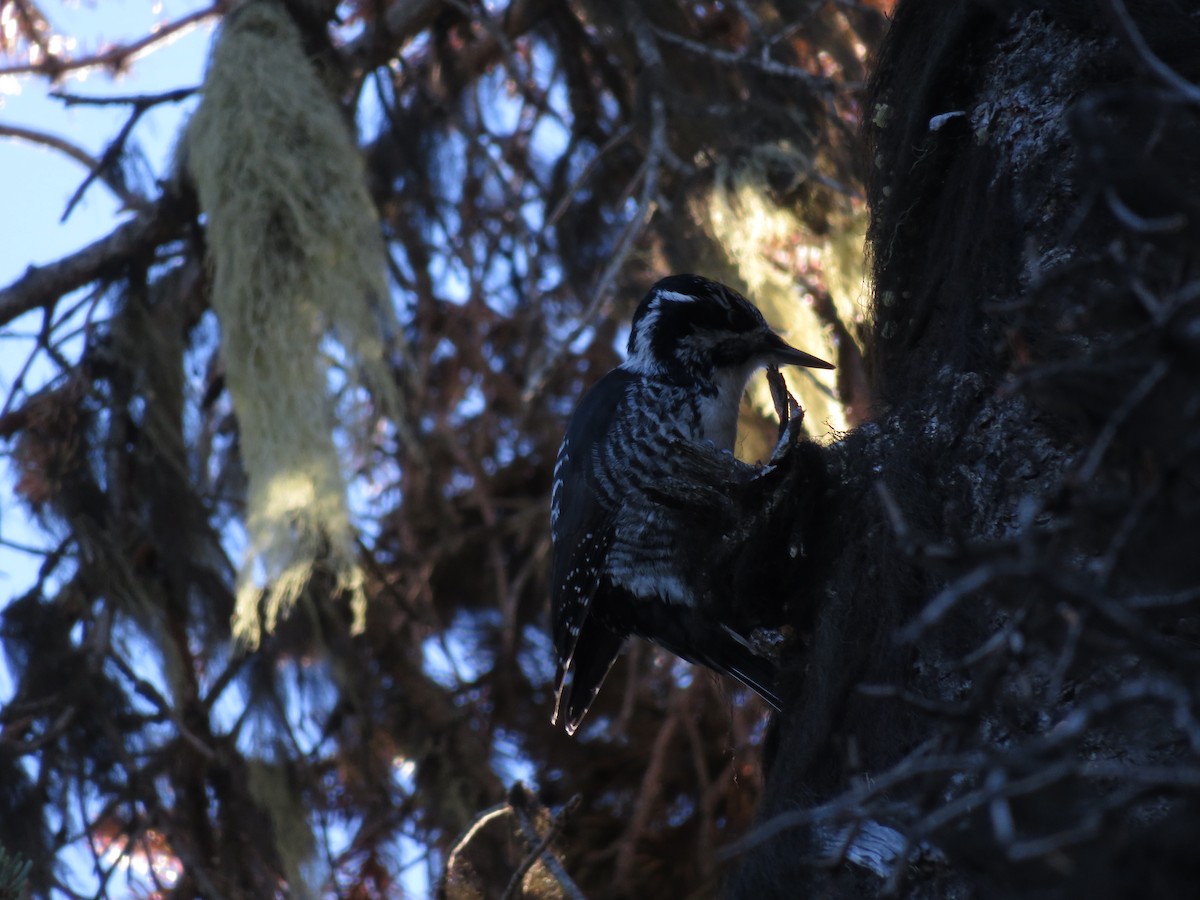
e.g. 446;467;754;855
0;4;221;81
0;195;191;327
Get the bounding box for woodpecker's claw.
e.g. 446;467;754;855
766;365;805;466
766;365;790;429
769;409;805;466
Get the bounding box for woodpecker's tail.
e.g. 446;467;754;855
552;616;625;736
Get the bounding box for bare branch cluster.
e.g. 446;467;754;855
0;0;878;895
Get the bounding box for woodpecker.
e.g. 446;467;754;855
550;274;834;735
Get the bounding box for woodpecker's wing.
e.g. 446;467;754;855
642;436;756;511
550;369;636;731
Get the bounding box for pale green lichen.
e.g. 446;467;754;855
697;142;867;436
182;0;398;644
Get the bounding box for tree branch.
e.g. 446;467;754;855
0;4;221;81
0;122;149;213
0;195;192;327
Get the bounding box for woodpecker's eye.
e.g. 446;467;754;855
710;333;757;366
675;328;755;368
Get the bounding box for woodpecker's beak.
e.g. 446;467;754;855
763;331;835;369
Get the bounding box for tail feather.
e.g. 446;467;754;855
637;613;782;711
718;650;782;709
553;617;626;735
553;604;781;735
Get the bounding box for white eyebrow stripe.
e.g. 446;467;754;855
655;290;697;304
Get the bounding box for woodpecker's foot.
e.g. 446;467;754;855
769;403;806;467
766;364;791;429
766;364;805;466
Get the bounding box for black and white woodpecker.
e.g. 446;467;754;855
550;274;834;735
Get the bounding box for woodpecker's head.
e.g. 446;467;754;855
623;274;833;384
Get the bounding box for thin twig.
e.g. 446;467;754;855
59;103;149;221
0;123;147;211
521;96;665;401
613;687;681;887
1105;0;1200;104
0;196;189;328
545;124;634;229
52;86;199;107
503;787;584;900
1076;359;1168;482
653;27;849;90
897;559;1031;643
0;5;221;80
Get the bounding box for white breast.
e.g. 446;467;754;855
696;364;756;451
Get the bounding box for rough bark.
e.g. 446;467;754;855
730;1;1200;896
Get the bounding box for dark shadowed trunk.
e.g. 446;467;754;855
731;1;1200;896
6;0;1200;894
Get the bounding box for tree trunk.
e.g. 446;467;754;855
731;1;1200;896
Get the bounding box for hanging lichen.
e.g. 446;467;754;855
696;142;867;436
246;759;318;899
181;0;400;645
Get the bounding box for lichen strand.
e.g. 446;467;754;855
183;0;398;644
